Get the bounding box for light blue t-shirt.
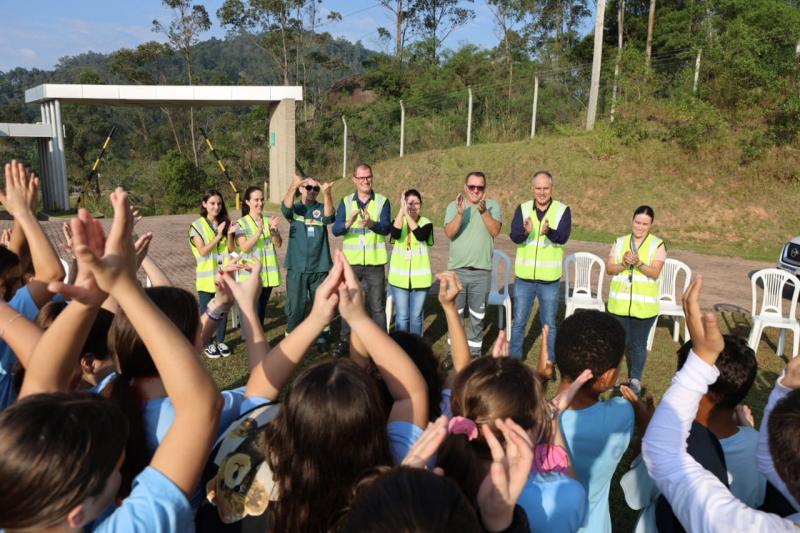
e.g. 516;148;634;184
0;286;40;410
560;397;634;533
90;466;193;532
387;420;424;464
518;472;588;533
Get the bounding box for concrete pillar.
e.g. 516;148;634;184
40;104;55;210
267;99;296;204
52;100;69;210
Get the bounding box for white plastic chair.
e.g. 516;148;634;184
747;268;800;358
647;259;692;349
59;257;71;284
488;251;513;342
563;252;606;318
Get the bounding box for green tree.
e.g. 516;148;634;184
159;150;211;213
409;0;475;64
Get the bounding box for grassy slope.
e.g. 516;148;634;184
332;129;800;261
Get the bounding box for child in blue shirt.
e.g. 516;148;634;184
556;310;635;533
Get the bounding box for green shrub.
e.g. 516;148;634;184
768;94;800;145
667;98;727;150
158;151;212;214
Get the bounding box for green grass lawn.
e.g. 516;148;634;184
204;292;789;532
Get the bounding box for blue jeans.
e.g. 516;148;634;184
390;285;427;336
198;291;226;344
510;277;559;361
612;314;657;381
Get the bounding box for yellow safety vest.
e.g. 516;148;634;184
514;200;568;282
189;217;227;292
342;193;388;266
607;233;664;319
236;214;281;287
388;217;434;289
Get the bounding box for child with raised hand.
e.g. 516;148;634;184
642;275;800;531
0;187;221;531
0;160;65;409
554;310;634;533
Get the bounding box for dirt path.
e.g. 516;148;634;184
21;214;775;313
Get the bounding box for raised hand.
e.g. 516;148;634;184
337;250;367;322
228;222;240;236
359;208;372;228
682;275;724;366
456;193;465;215
540;218;550;236
734;404;755;428
220;260;262;310
536;324;555;381
292;173;304;191
0;160;38;218
134;232;153;269
321;181;333;194
477;418;534;532
523;216;533;235
47;209;108;306
436;271;462;307
346;209;359;229
61;222;74;252
478;199;487;214
269;216;280;232
308;254;344;327
0;228;10;248
402;415;448;470
620;384;656;434
215;220;227;237
551;369;593;414
781;352;800;389
492;330;509;358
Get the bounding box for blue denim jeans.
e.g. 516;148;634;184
510;277;559;360
612;314;657;381
390;285;428;336
198;291;227;344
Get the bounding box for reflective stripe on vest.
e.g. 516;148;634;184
514;200;567;282
342;193;388;265
236;214;281;287
607;233;663;319
189;217;226;292
292;212;324;226
388;217;433;289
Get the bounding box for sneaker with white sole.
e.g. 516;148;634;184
205;343;221;359
218;342;232;357
629;378;642;395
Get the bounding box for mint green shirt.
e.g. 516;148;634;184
444;199;502;270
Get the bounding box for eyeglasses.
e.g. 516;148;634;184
354;175;373;181
466;185;485;192
303;185;320;192
406;202;421;207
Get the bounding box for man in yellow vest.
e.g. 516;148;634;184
509;171;572;361
331;162;392;355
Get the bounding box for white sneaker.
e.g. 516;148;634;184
218;342;232;357
204;344;221;359
629;378;642;395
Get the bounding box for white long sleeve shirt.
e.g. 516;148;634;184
642;350;799;532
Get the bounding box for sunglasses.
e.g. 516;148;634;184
354;175;373;181
466;185;485;192
303;185;320;192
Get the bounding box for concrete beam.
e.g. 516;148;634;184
0;123;54;138
268;99;296;204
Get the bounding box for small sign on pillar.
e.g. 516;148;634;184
270;132;277;146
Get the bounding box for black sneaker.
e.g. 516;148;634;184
217;342;232;357
332;341;349;358
204;343;221;359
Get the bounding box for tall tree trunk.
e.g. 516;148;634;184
645;0;656;69
162;108;183;155
395;0;404;59
610;0;625;122
186;58;198;166
586;0;606;131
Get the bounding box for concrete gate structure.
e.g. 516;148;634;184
13;84;302;210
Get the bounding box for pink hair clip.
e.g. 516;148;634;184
448;416;479;441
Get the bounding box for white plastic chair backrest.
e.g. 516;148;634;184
59;257;70;281
750;268;800;319
564;252;604;300
490;251;511;297
658;259;691;305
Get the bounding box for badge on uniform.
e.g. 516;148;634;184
307;226;315;237
312;209;321;219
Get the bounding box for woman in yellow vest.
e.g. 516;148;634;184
606;205;666;394
189;189;232;358
388;189;433;335
235;186;282;326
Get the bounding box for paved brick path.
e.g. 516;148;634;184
5;213;774;312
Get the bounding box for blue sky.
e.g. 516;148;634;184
0;0;507;71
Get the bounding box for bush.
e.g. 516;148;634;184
667;98;727;150
768;94;800;145
158;151;211;214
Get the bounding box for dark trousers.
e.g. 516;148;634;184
256;287;273;327
198;291;226;343
285;270;329;343
340;264;386;343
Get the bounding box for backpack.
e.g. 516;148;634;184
196;402;281;532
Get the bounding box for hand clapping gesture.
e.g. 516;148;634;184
456;193;465;215
682;274;725;366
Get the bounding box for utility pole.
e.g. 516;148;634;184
646;0;656;69
467;86;473;146
341;115;348;178
399;100;405;157
586;0;606;131
530;76;539;139
610;0;625;122
693;48;702;95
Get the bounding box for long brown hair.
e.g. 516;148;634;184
266;358;393;532
436;357;550;506
0;392;128;529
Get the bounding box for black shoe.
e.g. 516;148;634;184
332;342;349;358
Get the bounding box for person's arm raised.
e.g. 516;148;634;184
479;198;502;237
437;271;470;373
19;209;108;396
242;257;342;400
0;161;65;308
338;251;428;427
283;174;303;210
81;187;222;497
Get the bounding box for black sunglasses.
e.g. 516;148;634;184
467;185;485;192
304;185;321;192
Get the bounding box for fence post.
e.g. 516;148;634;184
530;76;539;139
341;115;348;178
467;86;473;147
399;99;405;157
693;48;702;95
